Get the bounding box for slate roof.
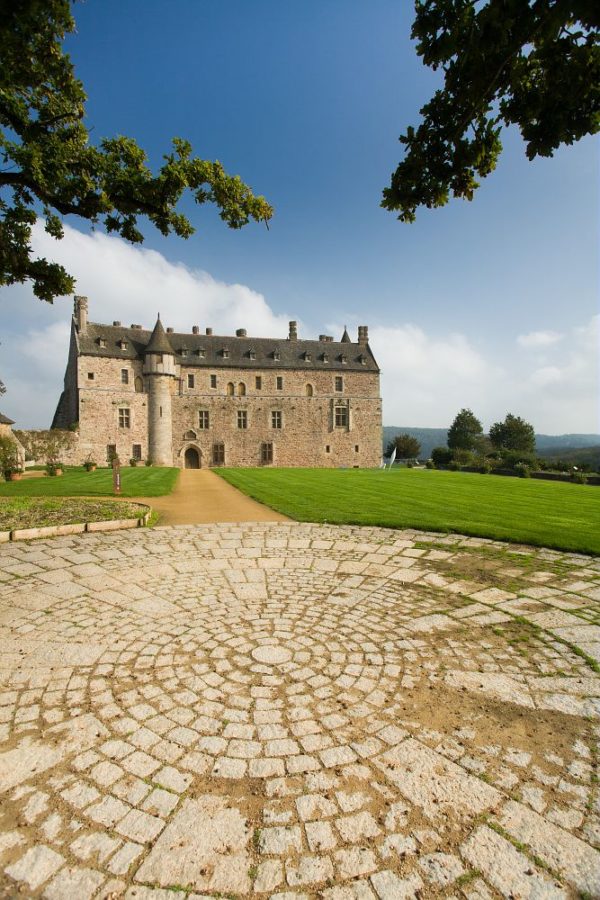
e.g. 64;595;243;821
145;317;174;355
0;413;15;425
76;321;380;373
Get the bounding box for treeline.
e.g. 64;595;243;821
386;410;597;480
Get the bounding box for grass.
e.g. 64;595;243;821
217;467;600;555
0;497;147;531
0;466;179;498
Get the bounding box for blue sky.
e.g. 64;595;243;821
1;0;598;431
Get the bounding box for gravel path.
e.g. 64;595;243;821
133;469;290;526
0;522;599;898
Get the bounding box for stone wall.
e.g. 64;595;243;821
60;354;382;468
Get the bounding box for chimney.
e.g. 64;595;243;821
205;327;213;336
131;324;142;329
74;295;88;331
358;325;369;345
288;321;298;341
192;325;199;335
166;327;174;334
236;328;247;337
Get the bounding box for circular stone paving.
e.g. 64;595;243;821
0;522;598;899
252;645;293;665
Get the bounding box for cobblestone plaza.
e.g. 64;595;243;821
0;523;599;898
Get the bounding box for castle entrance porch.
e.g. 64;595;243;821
184;446;201;469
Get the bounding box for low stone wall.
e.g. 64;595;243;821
459;466;599;485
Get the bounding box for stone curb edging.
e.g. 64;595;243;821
0;506;152;543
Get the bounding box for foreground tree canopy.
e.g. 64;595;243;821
447;408;483;451
0;0;273;303
383;0;600;222
387;434;422;459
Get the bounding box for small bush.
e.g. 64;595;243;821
571;471;587;485
453;448;474;466
46;462;62;476
501;449;537;471
447;460;460;471
425;459;434;469
514;462;530;478
480;463;492;474
145;459;153;467
431;446;453;468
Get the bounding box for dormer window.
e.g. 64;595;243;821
322;353;329;363
180;347;188;357
340;354;347;364
118;339;128;350
196;348;205;358
359;354;367;366
248;349;256;360
303;351;312;362
98;338;107;349
273;350;280;361
221;348;230;359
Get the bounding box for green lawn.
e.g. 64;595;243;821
0;466;179;498
218;467;600;555
0;497;147;530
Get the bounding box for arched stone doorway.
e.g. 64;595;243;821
184;446;201;469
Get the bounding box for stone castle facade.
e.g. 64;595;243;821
53;297;382;468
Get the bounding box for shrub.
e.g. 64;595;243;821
46;462;62;476
145;459;153;467
83;456;97;471
453;448;474;466
514;462;530;478
501;450;537;471
431;446;453;468
571;471;587;485
447;460;460;471
480;462;492;474
0;435;21;479
425;459;434;469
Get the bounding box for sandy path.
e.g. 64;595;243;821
132;468;290;525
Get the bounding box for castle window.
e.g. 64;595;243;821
335;405;348;428
210;374;217;388
187;374;195;389
255;376;262;390
271;410;282;429
221;348;230;359
87;372;94;380
276;376;283;391
248;349;256;360
181;347;188;357
305;384;314;397
132;444;142;461
340;354;347;364
326;445;331;453
238;382;246;396
273;350;280;361
261;442;273;465
121;369;129;384
237;410;248;429
134;376;144;393
118;407;131;428
322;352;329;363
196;348;205;358
359;354;367;365
335;376;343;392
98;338;107;349
303;351;311;362
212;442;225;465
184;430;197;440
355;445;359;453
119;339;128;350
227;382;234;396
198;410;209;429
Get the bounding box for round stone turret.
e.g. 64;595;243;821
143;317;175;466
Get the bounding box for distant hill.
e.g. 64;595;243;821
383;426;600;461
536;445;600;470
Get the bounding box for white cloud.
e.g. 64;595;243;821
530;366;562;387
517;329;563;348
0;223;291;427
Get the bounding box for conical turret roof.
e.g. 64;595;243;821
145;316;174;355
340;326;351;343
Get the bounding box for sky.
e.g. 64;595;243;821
1;0;598;433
